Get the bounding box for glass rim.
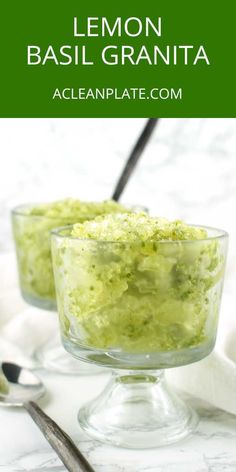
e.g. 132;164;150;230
11;202;147;221
11;202;112;221
11;203;70;220
51;224;229;245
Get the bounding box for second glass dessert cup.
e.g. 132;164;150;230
11;202;124;374
51;225;228;448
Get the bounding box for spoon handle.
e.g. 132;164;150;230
24;401;95;472
112;118;159;202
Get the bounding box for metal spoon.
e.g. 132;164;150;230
0;362;95;472
112;118;159;202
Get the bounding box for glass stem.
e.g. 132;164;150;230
78;366;198;448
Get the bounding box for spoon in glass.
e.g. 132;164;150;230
0;362;96;472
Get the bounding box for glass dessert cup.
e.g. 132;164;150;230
11;201;126;374
51;225;228;448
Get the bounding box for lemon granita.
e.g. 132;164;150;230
12;199;127;308
52;213;224;353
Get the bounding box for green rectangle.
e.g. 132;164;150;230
0;0;235;117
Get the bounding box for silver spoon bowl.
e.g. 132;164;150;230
0;362;45;406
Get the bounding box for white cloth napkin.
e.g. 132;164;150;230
1;252;236;415
0;253;58;368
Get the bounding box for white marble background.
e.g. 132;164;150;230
0;118;236;252
0;118;236;472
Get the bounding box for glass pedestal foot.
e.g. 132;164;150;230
35;336;104;375
78;370;198;448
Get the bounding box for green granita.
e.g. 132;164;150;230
52;213;224;353
12;199;128;306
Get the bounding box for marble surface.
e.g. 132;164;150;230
0;118;236;471
0;118;236;251
1;370;236;472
